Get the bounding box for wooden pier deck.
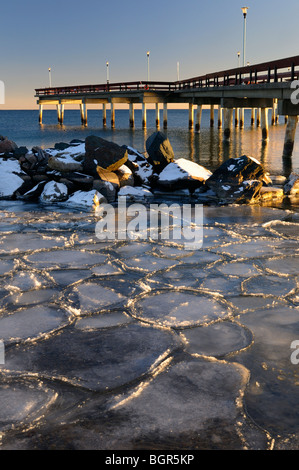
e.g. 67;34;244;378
35;55;299;158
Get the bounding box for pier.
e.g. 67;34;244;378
35;55;299;158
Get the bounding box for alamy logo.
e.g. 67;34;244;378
0;81;4;104
95;197;203;250
290;340;299;365
290;80;299;105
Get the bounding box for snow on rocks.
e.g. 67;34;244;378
0;133;294;207
157;158;212;192
40;181;68;203
118;186;154;201
64;190;107;209
0;159;25;198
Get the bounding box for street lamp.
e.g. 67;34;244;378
106;61;109;84
177;61;180;81
147;51;150;82
241;7;249;67
237;51;240;68
48;67;52;88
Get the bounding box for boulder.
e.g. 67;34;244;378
48;155;83;172
115;164;134;187
214;180;263;204
13;146;29;158
284;173;299;195
260;186;284;201
40;181;68;203
54;142;72;151
92;179;117;203
20;147;49;174
83;135;128;176
206;155;269;192
19;181;48;201
156;158;212;193
0;136;18;155
118;186;154;201
125;148;154;186
145;132;174;173
65;190;107;209
55;172;94;191
0;159;25;198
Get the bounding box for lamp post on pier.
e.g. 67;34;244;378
241;7;249;67
106;61;109;85
48;67;52;88
147;51;150;82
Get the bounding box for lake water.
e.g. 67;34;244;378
0;109;299;451
1;108;299;178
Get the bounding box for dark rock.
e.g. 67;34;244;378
206;155;268;192
18;181;47;200
70;139;85;145
92;179;117;202
125;148;154;185
20;147;49;175
83;135;128;176
145;132;175;173
284;173;299;195
40;181;68;203
214;180;263;204
115;165;135;187
13;146;28;158
54;142;71;151
48;155;83;172
156;158;212;193
0;137;18;155
56;172;94;191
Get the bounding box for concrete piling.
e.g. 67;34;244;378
129;103;134;128
283;116;297;157
196;105;203;131
223;108;233;140
103;103;107;127
261;108;269;140
163;103;168;129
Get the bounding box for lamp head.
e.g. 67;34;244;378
147;51;150;57
241;6;249;17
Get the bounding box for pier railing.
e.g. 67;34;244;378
35;81;176;96
35;55;299;97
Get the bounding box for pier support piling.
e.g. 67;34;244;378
129;103;135;128
142;103;147;129
210;105;214;127
261;108;269;140
235;108;239;127
272;100;277;125
111;103;115;128
251;108;255;126
196;105;203;131
39;105;43;125
189;103;194;130
163;103;168;129
223;108;233;140
103;103;107;127
155;103;160;129
256;108;261;127
217;105;222;129
283;115;298;157
239;108;244;129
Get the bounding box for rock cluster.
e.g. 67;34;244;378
0;132;296;208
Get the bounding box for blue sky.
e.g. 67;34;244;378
1;0;299;108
